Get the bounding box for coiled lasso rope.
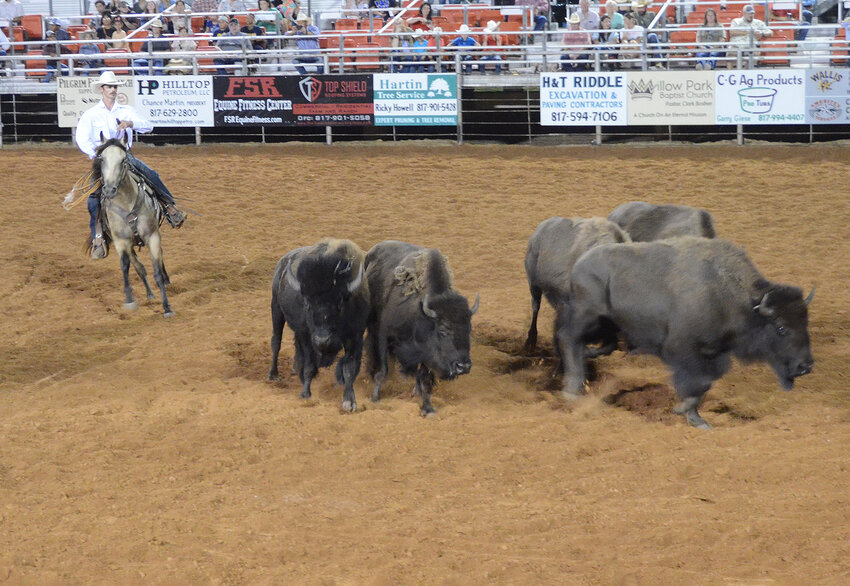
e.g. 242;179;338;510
62;170;102;211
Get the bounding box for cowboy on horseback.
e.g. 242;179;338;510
73;71;185;259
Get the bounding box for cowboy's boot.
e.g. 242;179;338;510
164;204;186;228
91;220;106;260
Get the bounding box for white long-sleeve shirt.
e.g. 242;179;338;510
0;27;10;53
74;99;154;160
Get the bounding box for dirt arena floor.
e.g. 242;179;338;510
1;143;848;584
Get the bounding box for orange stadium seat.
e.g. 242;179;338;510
830;26;847;66
21;14;44;41
25;50;47;78
334;18;359;31
104;48;131;74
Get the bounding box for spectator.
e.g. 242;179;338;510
448;24;478;74
111;16;129;49
286;12;322;74
619;11;643;63
0;26;9;74
241;12;266;49
410;30;433;72
275;0;300;23
596;14;621;69
728;4;771;67
0;0;23;29
514;0;547;32
405;1;434;32
42;31;69;82
577;0;599;40
630;0;664;68
77;29;102;75
369;0;397;23
256;0;284;34
116;2;141;30
561;12;591;71
141;1;160;25
214;16;249;74
343;0;368;20
89;0;110;27
389;18;413;72
212;15;230;36
218;0;247;12
165;0;192;32
480;20;503;74
97;14;115;40
695;7;725;70
47;18;72;48
605;0;624;29
165;23;196;73
134;19;170;74
192;0;218;20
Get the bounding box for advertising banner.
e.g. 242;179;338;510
373;73;458;126
57;76;135;128
804;68;850;124
715;70;805;125
213;75;373;126
626;71;715;125
540;72;627;126
133;76;214;127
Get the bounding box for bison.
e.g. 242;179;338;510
607;202;716;241
524;217;630;352
268;239;369;412
365;240;479;417
559;237;814;429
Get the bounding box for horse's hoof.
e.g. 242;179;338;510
163;311;175;318
123;302;138;311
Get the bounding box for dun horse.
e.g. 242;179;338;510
93;134;174;317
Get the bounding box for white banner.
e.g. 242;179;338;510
373;74;458;126
715;70;806;125
132;76;215;127
626;71;715;125
57;76;135;128
540;72;627;126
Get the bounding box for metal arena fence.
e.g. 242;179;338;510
1;0;849;145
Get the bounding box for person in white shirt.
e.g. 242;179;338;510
0;0;23;28
728;4;772;65
217;0;247;13
74;71;185;259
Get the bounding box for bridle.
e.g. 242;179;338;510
97;145;130;199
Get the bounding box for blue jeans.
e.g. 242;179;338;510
561;53;590;71
214;57;240;75
479;55;502;74
133;58;165;75
293;55;324;75
695;50;724;69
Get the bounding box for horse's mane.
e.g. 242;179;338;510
91;137;128;178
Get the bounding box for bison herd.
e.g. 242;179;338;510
268;202;814;429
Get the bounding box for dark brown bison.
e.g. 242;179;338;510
365;240;479;417
268;239;369;412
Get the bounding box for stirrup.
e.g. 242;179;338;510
164;204;186;228
91;234;106;259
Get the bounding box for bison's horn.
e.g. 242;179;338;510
347;263;363;293
285;264;301;293
469;293;480;315
757;292;775;317
804;286;815;306
422;294;438;319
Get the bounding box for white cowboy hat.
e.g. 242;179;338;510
295;12;311;22
149;19;164;28
568;13;581;24
631;0;648;7
92;71;127;89
484;20;500;33
458;24;471;33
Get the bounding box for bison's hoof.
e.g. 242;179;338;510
560;390;583;402
342;400;357;413
370;393;381;403
123;302;138;311
685;412;712;430
420;407;436;418
300;391;311;399
268;371;279;382
163;311;175;318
